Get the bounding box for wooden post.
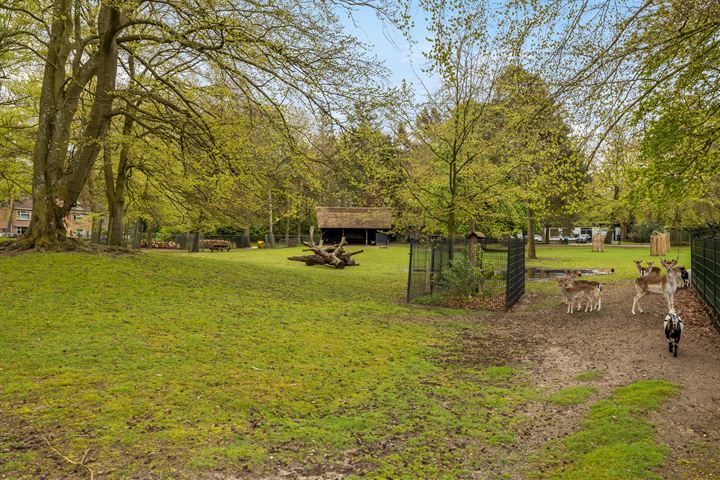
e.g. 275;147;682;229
592;234;604;252
365;228;368;246
468;235;478;265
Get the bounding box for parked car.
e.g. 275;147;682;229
576;234;592;243
560;235;575;244
533;234;543;242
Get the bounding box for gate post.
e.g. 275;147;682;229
407;239;414;302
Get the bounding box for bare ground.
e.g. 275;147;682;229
485;282;720;479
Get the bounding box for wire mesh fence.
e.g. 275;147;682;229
407;237;525;310
691;230;720;331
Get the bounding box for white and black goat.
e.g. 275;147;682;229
678;266;690;288
663;311;684;357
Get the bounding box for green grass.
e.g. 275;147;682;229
537;380;680;479
0;246;537;479
0;247;686;478
527;244;690;283
547;386;597;405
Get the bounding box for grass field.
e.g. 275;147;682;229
0;246;683;478
527;244;691;282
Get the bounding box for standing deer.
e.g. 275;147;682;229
645;261;661;276
634;260;648;277
557;277;601;313
631;261;679;315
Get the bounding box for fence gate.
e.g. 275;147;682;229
691;232;720;330
505;238;526;310
406;237;526;309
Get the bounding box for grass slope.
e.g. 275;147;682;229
0;247;532;478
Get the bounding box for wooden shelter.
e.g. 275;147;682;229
315;207;392;245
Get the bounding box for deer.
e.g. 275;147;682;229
557;277;601;313
631;260;679;315
645;261;661;277
634;260;648;277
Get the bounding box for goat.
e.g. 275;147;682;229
631;262;679;315
678;266;690;288
663;311;684;357
634;260;648;277
557;277;598;313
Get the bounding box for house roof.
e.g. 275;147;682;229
12;198;33;210
316;207;392;229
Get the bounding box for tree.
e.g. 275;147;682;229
0;0;397;250
485;66;587;258
512;0;720;226
398;0;518;238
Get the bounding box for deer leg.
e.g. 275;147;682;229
632;291;647;315
664;293;674;313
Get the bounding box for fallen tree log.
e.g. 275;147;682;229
287;227;363;268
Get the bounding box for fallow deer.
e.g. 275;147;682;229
631;261;679;315
634;260;648;277
557;277;601;313
645;261;661;277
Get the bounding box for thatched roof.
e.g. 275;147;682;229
316;207;392;229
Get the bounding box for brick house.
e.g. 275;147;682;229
0;198;93;238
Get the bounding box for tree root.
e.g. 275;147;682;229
41;436;95;480
0;237;134;255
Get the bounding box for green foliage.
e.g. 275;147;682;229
439;253;483;297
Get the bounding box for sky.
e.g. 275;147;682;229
337;5;441;97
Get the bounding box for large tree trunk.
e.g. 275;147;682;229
191;231;200;252
104;111;135;246
527;206;537;259
20;3;121;250
621;220;628;242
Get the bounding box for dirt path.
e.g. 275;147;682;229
489;282;720;478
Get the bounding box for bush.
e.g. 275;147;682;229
438;253;484;297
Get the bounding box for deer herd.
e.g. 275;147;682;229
556;256;690;357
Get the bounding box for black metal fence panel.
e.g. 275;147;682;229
691;232;720;330
506;238;526;310
407;237;525;309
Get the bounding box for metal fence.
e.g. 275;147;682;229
691;231;720;330
506;238;526;309
407;237;525;310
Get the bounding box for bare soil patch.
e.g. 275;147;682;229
483;281;720;478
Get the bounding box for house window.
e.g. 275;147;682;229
580;227;592;236
76;229;84;238
16;210;31;221
15;226;27;235
73;213;84;221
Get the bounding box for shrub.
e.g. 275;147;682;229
438;253;483;297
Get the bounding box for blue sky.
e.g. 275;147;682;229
338;5;441;96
